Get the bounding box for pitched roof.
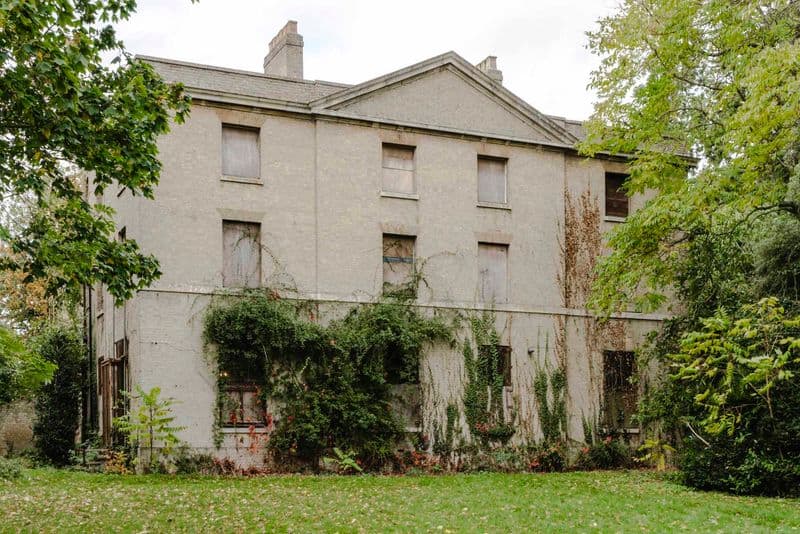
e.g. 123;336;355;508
141;56;349;105
310;52;578;145
140;53;584;146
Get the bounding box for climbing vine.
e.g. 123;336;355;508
462;313;515;445
203;291;454;468
533;363;567;443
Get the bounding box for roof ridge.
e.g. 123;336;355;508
136;55;351;89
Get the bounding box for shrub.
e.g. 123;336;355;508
528;443;567;473
32;325;84;466
113;385;184;473
575;437;632;470
0;456;23;480
671;298;800;496
103;450;131;475
1;421;33;456
174;448;217;475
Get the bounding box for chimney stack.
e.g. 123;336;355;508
263;20;304;79
476;56;503;84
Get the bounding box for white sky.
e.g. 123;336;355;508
116;0;621;121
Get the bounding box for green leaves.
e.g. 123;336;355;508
0;325;56;404
671;298;800;437
114;384;185;471
582;0;800;314
204;294;454;466
0;1;190;302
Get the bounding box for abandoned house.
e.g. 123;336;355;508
89;21;665;464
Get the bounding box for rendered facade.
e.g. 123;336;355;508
90;21;664;463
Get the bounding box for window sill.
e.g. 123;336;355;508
600;426;640;434
220;426;268;434
477;201;511;211
221;175;263;185
604;215;627;223
380;191;419;200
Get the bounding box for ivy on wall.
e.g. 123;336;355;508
533;364;567;444
461;313;515;446
203;291;454;467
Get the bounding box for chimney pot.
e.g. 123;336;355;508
263;20;304;79
476;55;503;84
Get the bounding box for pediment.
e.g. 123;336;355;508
312;53;577;146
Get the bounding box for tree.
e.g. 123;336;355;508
0;0;191;303
0;325;55;404
113;385;184;472
581;0;800;314
32;325;84;465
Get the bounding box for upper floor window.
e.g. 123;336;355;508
382;234;416;293
222;125;260;179
605;172;629;218
382;144;415;194
478;156;507;204
478;242;508;304
222;221;261;288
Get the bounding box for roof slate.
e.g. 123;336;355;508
141;56;349;104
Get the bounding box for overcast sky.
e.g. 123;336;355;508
116;0;620;121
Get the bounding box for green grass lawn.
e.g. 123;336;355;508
1;469;798;533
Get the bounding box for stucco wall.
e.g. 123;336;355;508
93;98;663;462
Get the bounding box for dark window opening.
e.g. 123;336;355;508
605;172;629;218
480;345;512;387
218;360;266;428
99;338;128;447
603;350;637;429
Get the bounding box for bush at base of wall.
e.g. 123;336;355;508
32;325;84;466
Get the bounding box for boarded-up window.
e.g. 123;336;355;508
478;243;508;303
383;234;415;290
382;144;415;194
222;221;261;288
605;172;629;217
222;125;260;178
478;156;507;204
603;350;637;429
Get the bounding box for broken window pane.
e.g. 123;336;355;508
222;125;260;178
478;156;507;204
602;350;637;429
478;243;508;303
382;144;415;194
605;172;629;217
222;221;261;288
383;234;415;290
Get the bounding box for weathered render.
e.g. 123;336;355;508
90;21;664;464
